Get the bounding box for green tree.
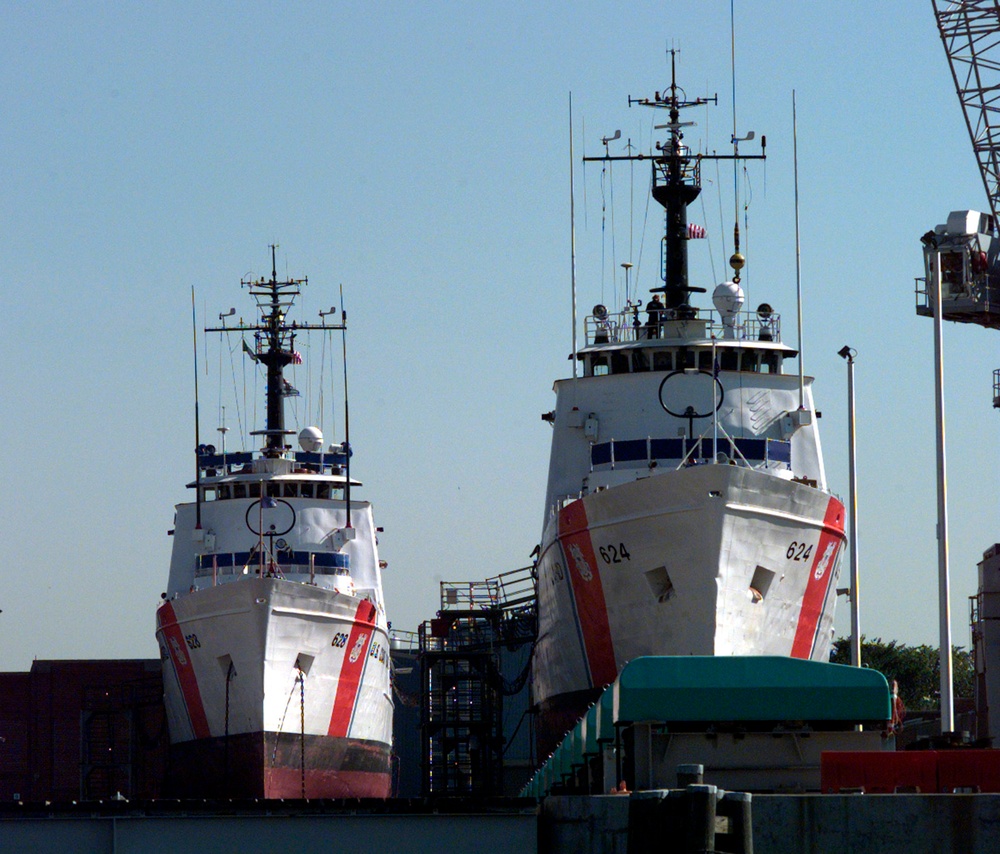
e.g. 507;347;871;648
830;636;974;711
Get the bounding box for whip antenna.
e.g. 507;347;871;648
192;286;202;530
570;92;579;380
340;284;352;528
793;90;805;409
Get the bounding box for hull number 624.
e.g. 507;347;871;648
786;541;813;562
599;543;631;564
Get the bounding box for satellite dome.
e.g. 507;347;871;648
299;426;324;453
712;281;744;318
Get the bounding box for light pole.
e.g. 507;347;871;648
838;346;861;668
931;252;954;734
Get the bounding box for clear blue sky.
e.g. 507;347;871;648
2;1;995;670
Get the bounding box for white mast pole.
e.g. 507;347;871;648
712;337;719;462
793;91;805;410
848;350;860;668
837;347;861;667
570;93;578;380
932;251;955;734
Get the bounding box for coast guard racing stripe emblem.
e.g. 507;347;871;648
790;498;846;658
328;599;378;737
157;601;211;739
558;500;618;689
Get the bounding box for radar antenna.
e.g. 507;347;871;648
586;51;764;314
205;245;345;457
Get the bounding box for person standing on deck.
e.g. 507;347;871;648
645;294;663;339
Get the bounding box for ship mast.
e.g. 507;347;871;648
259;246;300;456
647;50;707;310
206;245;346;458
584;53;765;310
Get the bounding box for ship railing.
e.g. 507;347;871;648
418;616;490;653
676;425;753;470
914;268;1000;324
438;567;536;613
494;565;537;612
197;448;350;476
590;434;791;473
584;305;780;347
440;579;501;610
389;628;420;652
193;549;349;584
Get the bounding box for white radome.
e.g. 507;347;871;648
712;281;745;318
298;425;324;452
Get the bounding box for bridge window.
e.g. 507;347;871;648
590;356;608;376
234;483;247;499
300;483;314;498
653;351;673;371
720;350;738;371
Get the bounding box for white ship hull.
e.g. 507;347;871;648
533;465;845;746
156;256;393;798
156;575;391;798
530;66;847;756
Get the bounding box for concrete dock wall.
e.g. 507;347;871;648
0;809;538;854
754;793;1000;854
5;793;1000;853
541;793;1000;853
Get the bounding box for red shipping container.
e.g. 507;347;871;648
937;750;1000;793
821;751;938;794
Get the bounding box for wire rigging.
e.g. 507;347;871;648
241;339;249;451
227;337;245;449
333;328;340;439
600;158;608;304
715;158;728;268
316;328;328;430
216;326;224;436
629;113;657;302
741;162;753;297
700;188;718;285
609;150;617;309
582;116;588;232
628;135;635;303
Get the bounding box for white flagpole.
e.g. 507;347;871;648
712;337;719;462
932;250;954;734
570;92;578;380
793;90;805;411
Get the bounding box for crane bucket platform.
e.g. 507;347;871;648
920;2;1000;329
918;209;1000;329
